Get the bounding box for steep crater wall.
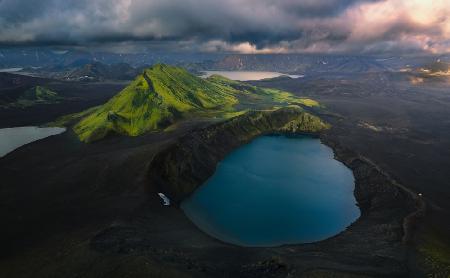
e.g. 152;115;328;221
148;107;329;203
148;106;423;244
92;107;425;276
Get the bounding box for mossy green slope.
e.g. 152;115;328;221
74;64;238;142
23;86;59;101
2;86;61;108
73;64;321;142
206;74;320;107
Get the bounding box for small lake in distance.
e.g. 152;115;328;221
181;135;360;247
201;71;304;81
0;126;66;157
0;68;23;73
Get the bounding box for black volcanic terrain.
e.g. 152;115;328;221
0;72;128;127
0;57;449;277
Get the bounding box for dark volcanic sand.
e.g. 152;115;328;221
252;72;450;274
0;73;128;128
0;72;448;277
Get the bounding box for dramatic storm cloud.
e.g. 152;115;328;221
0;0;449;53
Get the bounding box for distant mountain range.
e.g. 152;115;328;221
417;61;450;75
18;62;146;81
183;54;450;74
192;54;389;73
66;62;141;81
0;48;222;68
396;60;450;84
2;47;449;76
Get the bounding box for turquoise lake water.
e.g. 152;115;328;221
181;135;360;247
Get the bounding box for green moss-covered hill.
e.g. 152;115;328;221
206;74;320;108
1;86;61;108
23;86;59;101
71;64;320;142
73;64;239;142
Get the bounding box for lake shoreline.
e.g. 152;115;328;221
0;107;426;277
127;106;423;275
181;135;360;247
200;70;304;81
0;126;66;157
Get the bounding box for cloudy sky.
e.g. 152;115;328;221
0;0;449;54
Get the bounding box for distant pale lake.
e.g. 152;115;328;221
0;126;66;157
0;68;23;73
201;71;304;81
181;135;360;247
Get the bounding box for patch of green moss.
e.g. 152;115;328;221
281;111;331;133
206;74;320;108
3;86;62;108
24;86;59;101
418;226;450;276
